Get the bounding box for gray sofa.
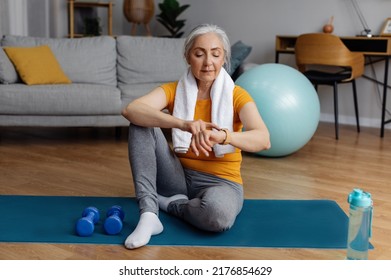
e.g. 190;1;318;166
0;35;187;127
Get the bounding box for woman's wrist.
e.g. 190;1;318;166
220;128;231;145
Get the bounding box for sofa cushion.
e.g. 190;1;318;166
117;36;187;85
0;84;121;115
1;35;117;86
3;45;71;85
0;47;19;84
119;82;162;108
0;115;129;127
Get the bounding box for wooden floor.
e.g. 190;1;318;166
0;122;390;260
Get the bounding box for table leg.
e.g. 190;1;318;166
275;51;280;63
381;57;390;137
108;3;113;36
69;1;74;38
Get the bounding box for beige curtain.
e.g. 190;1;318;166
1;0;28;36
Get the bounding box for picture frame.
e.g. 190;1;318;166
381;18;391;36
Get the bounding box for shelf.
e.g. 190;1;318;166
68;1;114;38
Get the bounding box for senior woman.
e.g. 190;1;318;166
121;24;270;249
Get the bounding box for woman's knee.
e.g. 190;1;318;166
128;123;152;136
128;124;160;148
196;187;243;232
203;203;237;232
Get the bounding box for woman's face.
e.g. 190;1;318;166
187;32;225;84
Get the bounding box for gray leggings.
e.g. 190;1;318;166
127;124;243;232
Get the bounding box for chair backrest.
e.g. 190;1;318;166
295;33;364;81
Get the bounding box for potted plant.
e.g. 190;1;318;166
83;17;102;36
156;0;190;38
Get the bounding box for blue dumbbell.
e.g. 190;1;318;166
104;205;125;235
76;206;100;237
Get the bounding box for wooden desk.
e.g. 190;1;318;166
276;35;391;137
68;1;114;38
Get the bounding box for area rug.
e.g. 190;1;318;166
0;195;358;248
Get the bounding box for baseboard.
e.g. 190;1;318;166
320;113;391;130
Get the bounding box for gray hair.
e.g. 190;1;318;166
184;24;231;72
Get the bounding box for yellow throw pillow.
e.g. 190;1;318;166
3;45;71;85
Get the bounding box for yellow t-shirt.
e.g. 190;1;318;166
160;82;253;184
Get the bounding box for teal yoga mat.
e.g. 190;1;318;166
0;195;359;248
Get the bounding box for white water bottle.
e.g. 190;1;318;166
346;188;373;260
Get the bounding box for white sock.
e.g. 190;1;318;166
124;212;163;249
158;194;188;212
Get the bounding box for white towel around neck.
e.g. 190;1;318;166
172;67;235;157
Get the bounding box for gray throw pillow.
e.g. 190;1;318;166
228;40;252;76
0;47;18;84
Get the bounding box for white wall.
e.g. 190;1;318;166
24;0;391;129
176;0;391;129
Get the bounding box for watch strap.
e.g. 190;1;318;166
221;128;231;145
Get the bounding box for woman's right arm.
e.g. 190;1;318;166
122;87;184;129
122;87;220;156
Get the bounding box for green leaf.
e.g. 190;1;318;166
177;5;190;15
157;19;175;34
175;32;184;38
156;0;190;38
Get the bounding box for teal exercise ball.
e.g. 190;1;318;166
236;63;320;157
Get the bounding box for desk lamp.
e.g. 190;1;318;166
350;0;372;37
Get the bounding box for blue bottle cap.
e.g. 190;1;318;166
348;188;372;207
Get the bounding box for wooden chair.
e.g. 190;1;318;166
295;33;364;139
